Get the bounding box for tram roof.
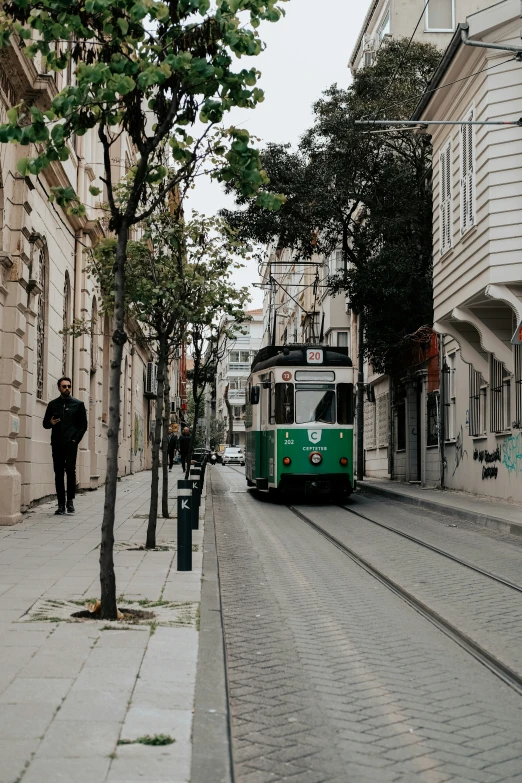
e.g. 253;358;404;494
251;345;353;373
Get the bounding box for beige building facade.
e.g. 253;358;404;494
0;37;155;524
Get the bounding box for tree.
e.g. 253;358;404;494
91;210;250;548
0;0;284;618
223;39;441;373
224;384;234;445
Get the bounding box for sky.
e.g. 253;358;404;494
187;0;370;308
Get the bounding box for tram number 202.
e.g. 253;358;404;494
284;439;295;445
307;349;323;364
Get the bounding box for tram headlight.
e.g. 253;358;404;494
283;456;292;466
340;457;348;467
309;452;322;465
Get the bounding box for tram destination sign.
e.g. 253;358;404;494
511;321;522;345
306;348;323;364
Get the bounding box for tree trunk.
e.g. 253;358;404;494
224;383;233;446
357;311;365;482
161;369;170;519
99;225;128;620
146;333;167;549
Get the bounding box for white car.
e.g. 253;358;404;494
222;447;245;466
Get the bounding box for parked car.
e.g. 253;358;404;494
222;447;245;466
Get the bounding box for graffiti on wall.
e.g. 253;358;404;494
473;446;500;480
452;427;467;476
502;433;522;476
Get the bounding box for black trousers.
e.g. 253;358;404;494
180;453;188;472
52;441;78;506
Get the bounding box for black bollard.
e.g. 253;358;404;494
177;480;192;571
189;467;201;530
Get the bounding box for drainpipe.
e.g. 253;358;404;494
439;334;447;490
356;312;365;482
461;22;522;55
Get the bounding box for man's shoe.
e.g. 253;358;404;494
66;502;75;514
55;505;66;515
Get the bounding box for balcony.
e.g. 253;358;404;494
228;390;246;403
228;362;251;372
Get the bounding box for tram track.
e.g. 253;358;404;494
288;504;522;698
339;502;522;594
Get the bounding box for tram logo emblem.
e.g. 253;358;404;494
308;430;322;444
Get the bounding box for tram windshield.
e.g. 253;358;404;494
295;384;336;424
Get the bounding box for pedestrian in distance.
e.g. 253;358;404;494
168;427;179;470
43;377;87;515
178;426;192;472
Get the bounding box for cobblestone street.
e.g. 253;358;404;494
212;466;522;783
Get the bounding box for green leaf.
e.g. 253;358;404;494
89;185;102;196
16;157;30;176
117;18;129;35
7;107;18;125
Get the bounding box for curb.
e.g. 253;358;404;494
358;482;522;537
191;469;233;783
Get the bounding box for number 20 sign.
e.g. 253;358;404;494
307;349;323;364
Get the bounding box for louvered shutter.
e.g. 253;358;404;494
439;141;452;255
460;108;474;234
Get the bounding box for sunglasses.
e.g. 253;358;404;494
60;384;72;389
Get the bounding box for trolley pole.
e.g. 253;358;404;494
189;467;201;530
357;311;365;482
177;480;192;572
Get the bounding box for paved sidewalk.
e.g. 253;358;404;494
360;477;522;534
0;467;204;783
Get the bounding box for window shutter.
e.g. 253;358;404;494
460;108;474;234
439;141;452;255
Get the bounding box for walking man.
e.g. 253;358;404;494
178;426;192;472
168;427;179;470
43;377;87;515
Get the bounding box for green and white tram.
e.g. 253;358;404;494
245;345;355;498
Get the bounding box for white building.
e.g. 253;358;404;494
413;0;522;500
214;309;264;448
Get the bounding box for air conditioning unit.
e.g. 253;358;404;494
363;34;375;51
345;299;352;315
145;362;158;397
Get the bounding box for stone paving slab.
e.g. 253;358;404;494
0;466;204;783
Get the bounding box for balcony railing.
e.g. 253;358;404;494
228;390;246;402
228;362;251;371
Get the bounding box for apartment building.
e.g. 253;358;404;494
413;0;522;501
214;309;264;448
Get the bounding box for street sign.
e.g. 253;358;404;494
511;321;522;345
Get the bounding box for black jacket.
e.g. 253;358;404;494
43;395;88;447
168;433;178;455
178;433;191;456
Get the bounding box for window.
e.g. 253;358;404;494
443;353;456;440
229;350;239;363
62;271;70;376
337;331;349;348
90;297;98;372
337;384;354;425
460;107;475;234
469;367;487;436
295;384;335;424
364;400;376;449
515;345;522;428
240;350;250;363
439;141;452;256
36;248;47;400
275;383;294;424
427;392;439;446
378;9;390;42
426;0;454;30
490;357;510;433
330;249;344;275
396;398;406;450
364;51;374;67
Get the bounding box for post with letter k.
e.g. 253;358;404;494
189;467;201;531
177;480;192;572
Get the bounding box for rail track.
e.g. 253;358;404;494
288;504;522;698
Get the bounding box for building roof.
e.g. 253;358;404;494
246;308;263;316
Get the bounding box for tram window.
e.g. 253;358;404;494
295;384;336;424
275;383;294;424
337;383;354;425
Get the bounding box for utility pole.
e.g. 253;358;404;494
357;311;364;482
